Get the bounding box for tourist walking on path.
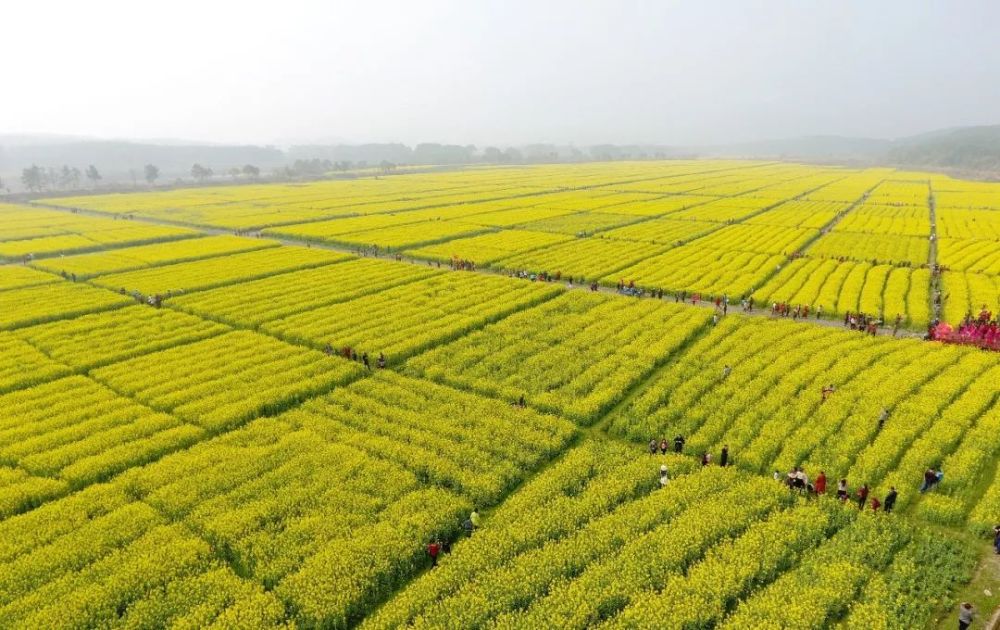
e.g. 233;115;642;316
674;435;685;453
993;524;1000;554
659;465;669;488
701;452;711;466
660;438;669;455
649;439;658;456
837;479;848;501
815;471;827;494
958;602;974;630
720;446;729;467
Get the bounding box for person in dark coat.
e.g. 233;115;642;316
883;487;898;513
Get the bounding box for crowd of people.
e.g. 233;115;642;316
929;306;1000;352
771;302;821;320
647;438;964;516
323;345;387;370
843;310;883;336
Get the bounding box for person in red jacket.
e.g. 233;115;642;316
870;496;881;511
857;484;870;509
427;540;441;567
815;471;827;495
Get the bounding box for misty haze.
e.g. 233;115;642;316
1;2;1000;629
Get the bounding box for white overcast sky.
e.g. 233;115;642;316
3;0;999;146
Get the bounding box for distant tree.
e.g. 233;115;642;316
129;169;138;188
21;165;43;192
379;160;397;174
228;167;241;181
85;165;102;187
59;165;73;189
46;167;59;190
70;167;81;188
242;164;260;179
503;147;523;163
190;163;213;182
482;147;503;163
144;164;160;185
334;160;352;172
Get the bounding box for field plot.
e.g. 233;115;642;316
263;272;561;360
91;244;349;295
609;315;1000;520
745;199;848;228
0;281;131;330
407;292;711;423
91;330;363;431
23;372;575;629
685;223;817;255
515;211;641;235
498;237;670;280
609;243;784;297
29;234;275;278
14;306;229;370
297;220;492;250
753;258;931;325
936;208;1000;240
941;271;1000;324
0;375;204;492
808;231;930;266
0;334;71;394
0;266;59;291
665;196;778;222
404;229;571;264
601;217;718;245
0;481;289;628
938;237;1000;274
834;203;930;236
170;257;440;327
366;442;971;630
595;194;718;216
0;206;198;259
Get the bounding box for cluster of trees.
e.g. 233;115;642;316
16;162;262;193
20;164;102;192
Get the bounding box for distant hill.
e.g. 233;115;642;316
886;125;1000;173
697;126;1000;175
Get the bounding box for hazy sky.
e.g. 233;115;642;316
3;0;999;146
